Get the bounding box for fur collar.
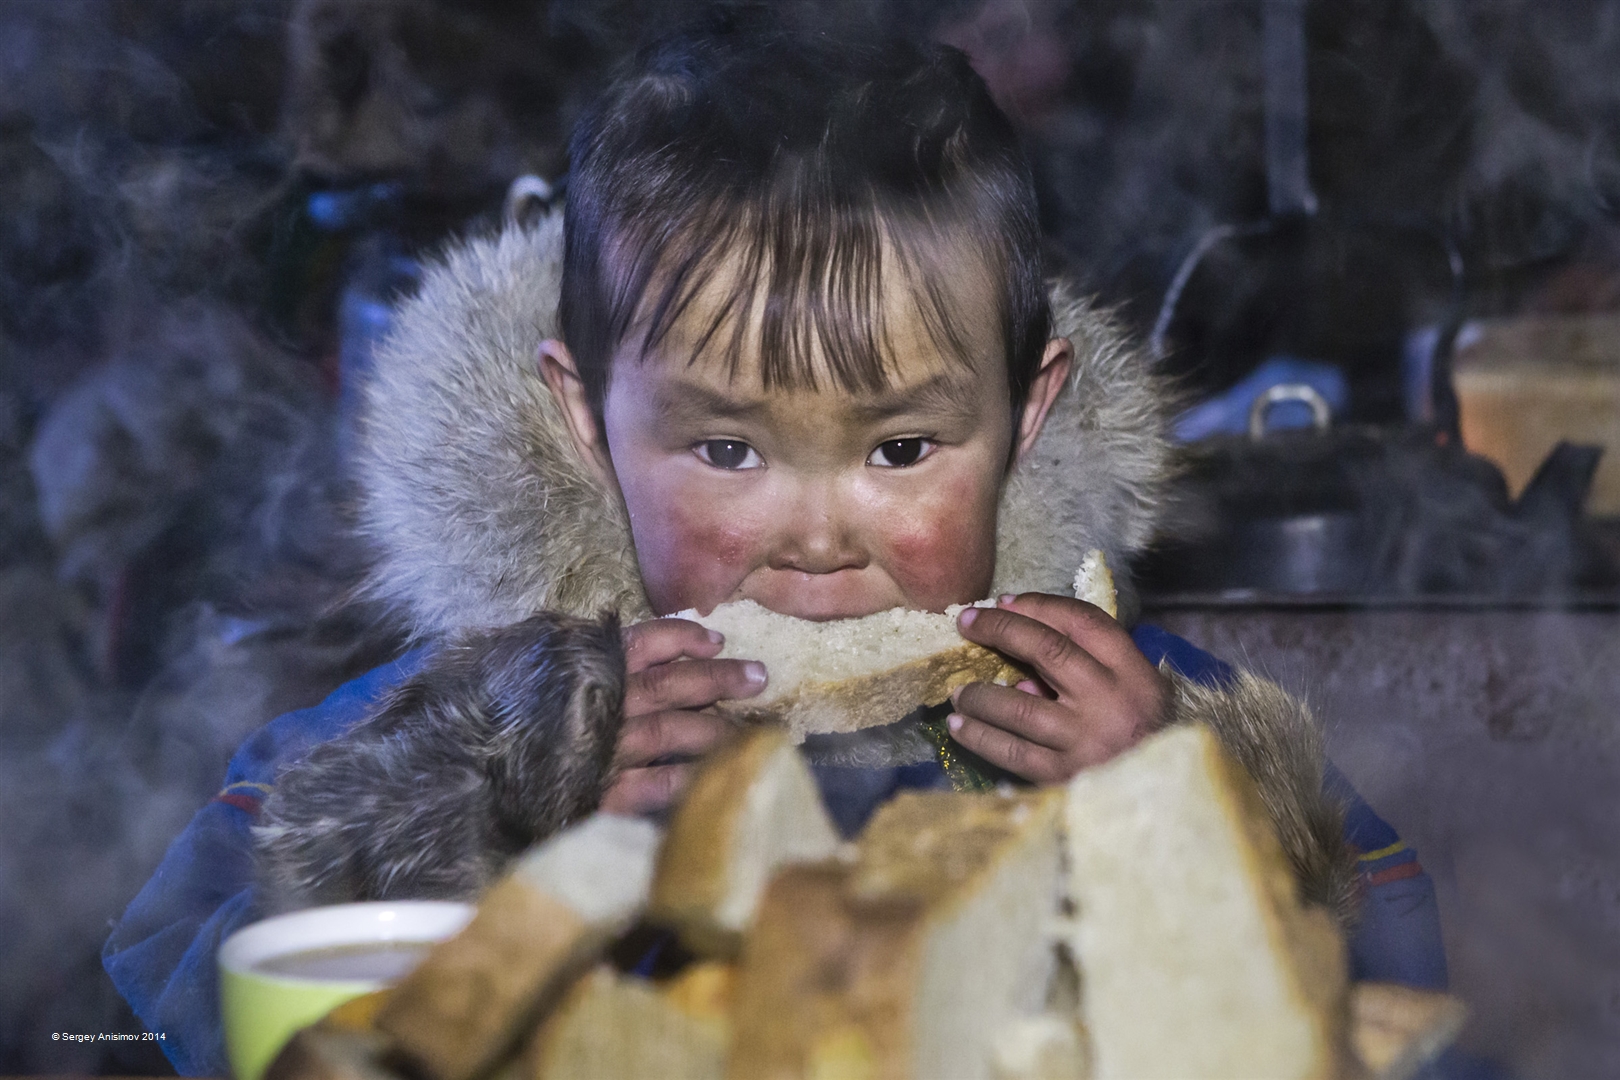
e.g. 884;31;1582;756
355;215;1171;638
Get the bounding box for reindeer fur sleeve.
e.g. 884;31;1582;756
1162;669;1359;928
253;613;625;911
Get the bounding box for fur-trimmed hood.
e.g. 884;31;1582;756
276;220;1357;926
356;214;1171;638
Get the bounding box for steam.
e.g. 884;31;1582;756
1;1;1617;1075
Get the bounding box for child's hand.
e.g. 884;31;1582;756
600;618;767;815
947;593;1169;785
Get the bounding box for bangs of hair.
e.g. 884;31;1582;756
610;178;1003;395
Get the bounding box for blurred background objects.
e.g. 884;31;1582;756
1;1;1616;1075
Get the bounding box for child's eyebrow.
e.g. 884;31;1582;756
654;380;770;424
846;374;984;423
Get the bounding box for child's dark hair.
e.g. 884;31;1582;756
558;11;1052;423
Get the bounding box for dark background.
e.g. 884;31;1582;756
2;1;1618;1074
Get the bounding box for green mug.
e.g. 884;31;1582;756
218;900;474;1080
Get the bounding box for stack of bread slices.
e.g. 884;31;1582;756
270;723;1466;1080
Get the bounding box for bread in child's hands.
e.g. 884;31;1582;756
675;551;1117;740
672;598;1023;740
1073;549;1117;618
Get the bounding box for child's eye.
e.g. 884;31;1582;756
867;438;934;468
694;439;763;470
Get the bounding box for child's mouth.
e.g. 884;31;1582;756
734;570;910;622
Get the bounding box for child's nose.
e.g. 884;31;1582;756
765;481;868;575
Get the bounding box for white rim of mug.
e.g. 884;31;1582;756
217;900;475;986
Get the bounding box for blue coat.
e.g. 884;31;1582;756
104;626;1446;1076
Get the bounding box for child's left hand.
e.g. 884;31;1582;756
948;593;1170;784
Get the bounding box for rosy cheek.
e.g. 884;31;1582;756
638;496;763;613
882;476;996;606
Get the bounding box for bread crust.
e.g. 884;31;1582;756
728;863;924;1080
1349;983;1468;1080
849;790;1062;904
525;966;728;1080
376;877;596;1080
1203;732;1351;1080
712;642;1027;741
1065;725;1351;1080
730;792;1062;1080
649;730;844;956
649;733;784;953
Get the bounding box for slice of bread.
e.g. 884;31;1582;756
525;964;729;1080
1350;982;1467;1080
649;729;842;956
376;814;660;1080
673;599;1022;740
264;1026;399;1080
1063;724;1349;1080
1072;549;1117;617
670;551;1117;740
728;790;1064;1080
989;1014;1089;1080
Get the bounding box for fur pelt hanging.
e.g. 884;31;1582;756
256;612;624;910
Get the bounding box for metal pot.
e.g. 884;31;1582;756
1134;385;1608;600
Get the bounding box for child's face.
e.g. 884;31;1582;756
545;260;1070;619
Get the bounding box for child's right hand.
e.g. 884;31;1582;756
599;618;767;816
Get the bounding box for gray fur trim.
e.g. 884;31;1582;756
991;284;1172;619
355;219;1170;637
254;612;625;909
354;216;649;638
1161;669;1359;928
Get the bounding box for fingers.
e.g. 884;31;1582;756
599;764;692;816
626;656;766;716
950;682;1071;751
950;592;1173;784
993;592;1142;670
956;603;1107;697
621;617;725;674
614;710;732;769
943;710;1065;784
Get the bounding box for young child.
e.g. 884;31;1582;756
106;16;1444;1075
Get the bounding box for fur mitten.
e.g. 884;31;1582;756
254;612;625;910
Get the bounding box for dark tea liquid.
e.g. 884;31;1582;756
253;940;433;982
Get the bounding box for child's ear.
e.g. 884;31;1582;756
1014;336;1074;462
538;339;618;488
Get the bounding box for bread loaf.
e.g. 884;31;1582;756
268;691;1481;1080
649;729;842;956
1063;724;1350;1080
1350;982;1467;1080
376;814;660;1080
675;551;1116;740
263;1026;397;1080
525;964;730;1080
729;790;1064;1080
988;1015;1089;1080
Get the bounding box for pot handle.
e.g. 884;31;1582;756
1248;382;1332;439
